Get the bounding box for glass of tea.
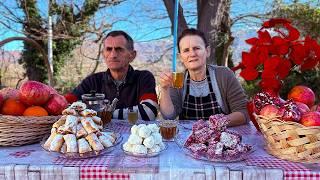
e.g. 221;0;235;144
159;120;178;141
172;72;184;88
127;109;138;125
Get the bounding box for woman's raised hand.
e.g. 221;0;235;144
159;71;173;90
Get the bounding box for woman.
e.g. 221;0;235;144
159;28;248;126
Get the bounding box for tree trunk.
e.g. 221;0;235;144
197;0;231;65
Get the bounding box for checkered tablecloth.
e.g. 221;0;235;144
245;156;320;180
54;154;116;167
80;167;130;180
1;120;320;180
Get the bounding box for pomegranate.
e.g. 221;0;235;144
19;81;51;106
253;91;282;113
300;111;320;127
287;85;315;108
260;104;281;118
279;100;301;122
295;102;310;114
0;87;20;100
46;85;58;95
44;94;68;115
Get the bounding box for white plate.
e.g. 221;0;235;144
41;131;122;159
121;143;167;158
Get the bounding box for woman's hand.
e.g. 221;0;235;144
159;71;173;90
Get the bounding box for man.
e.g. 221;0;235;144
72;30;158;120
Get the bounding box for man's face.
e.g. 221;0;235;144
103;35;136;71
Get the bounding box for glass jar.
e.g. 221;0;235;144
81;92;111;126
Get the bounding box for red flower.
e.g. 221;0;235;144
233;18;320;92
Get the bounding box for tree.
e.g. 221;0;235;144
163;0;232;66
0;0;122;83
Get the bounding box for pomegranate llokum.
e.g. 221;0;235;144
184;114;252;160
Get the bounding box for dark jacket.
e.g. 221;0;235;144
73;66;158;120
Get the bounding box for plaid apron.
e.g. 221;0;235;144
179;68;224;120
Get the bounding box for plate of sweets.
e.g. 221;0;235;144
122;123;167;157
41;102;122;159
175;114;254;162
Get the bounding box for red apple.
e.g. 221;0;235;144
287;85;315;108
260;104;280;118
44;94;68;115
295;102;310;114
64;93;78;104
300;111;320;126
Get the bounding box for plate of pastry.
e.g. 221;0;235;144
41;102;122;159
121;123;167;157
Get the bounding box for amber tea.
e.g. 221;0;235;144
159;120;178;141
172;72;184;88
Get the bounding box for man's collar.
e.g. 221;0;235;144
105;65;135;84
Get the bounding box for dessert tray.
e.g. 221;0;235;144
175;115;254;163
121;142;167;158
175;132;254;163
41;131;122;159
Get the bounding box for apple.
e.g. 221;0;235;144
287;85;315;108
300;111;320;126
295;102;310;114
260;104;281;118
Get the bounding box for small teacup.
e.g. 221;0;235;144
159;120;178;141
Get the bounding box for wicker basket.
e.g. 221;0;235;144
0;115;60;146
255;114;320;163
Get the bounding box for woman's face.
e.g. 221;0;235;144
178;35;210;71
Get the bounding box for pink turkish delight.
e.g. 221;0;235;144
188;143;207;154
220;132;240;149
208;114;230;131
194;127;211;143
192;119;208;132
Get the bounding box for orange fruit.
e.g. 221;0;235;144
1;98;26;116
23;106;48;116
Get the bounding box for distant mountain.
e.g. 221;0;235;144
0;50;21;62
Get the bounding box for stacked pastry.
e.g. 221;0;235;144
123;124;165;155
43;102;117;155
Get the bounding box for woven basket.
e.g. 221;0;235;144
0;115;60;146
255;114;320;163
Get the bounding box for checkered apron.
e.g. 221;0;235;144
179;68;224;120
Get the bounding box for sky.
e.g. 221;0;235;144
0;0;293;51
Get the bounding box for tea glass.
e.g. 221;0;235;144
159;120;179;141
127;109;138;125
172;72;184;88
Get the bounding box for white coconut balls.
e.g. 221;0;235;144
123;124;165;155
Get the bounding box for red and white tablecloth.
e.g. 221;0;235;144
0;120;319;180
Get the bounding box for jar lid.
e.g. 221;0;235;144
81;91;105;101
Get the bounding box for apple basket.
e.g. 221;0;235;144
255;113;320;163
0;115;60;146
